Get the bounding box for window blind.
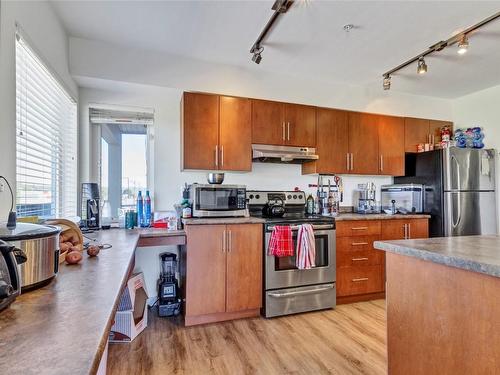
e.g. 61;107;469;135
16;34;78;218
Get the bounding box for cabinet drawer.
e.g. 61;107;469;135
336;220;381;237
337;235;379;252
337;265;384;297
337;249;383;268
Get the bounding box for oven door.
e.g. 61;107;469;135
265;225;336;290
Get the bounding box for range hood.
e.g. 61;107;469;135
252;144;319;164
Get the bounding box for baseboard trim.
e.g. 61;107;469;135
185;308;260;326
336;292;385;305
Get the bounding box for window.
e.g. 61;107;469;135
16;33;78;218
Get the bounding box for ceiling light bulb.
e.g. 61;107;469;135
417;57;427;74
383;75;391;90
457;35;469;55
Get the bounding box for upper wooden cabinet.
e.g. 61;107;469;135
378;116;405;176
251;99;316;147
251;99;284;146
405;117;454;152
348;112;379;175
182;92;252;171
302;108;349;175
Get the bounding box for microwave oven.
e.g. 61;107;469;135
189;184;247;218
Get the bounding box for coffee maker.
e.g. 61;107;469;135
80;183;100;230
157;252;181;317
353;182;379;214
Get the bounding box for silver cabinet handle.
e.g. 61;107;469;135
352;257;369;262
282;122;285;141
380;155;384;172
268;285;333;298
403;224;408;239
346;153;350;170
350;153;354;170
287;122;290;141
408;223;411;239
222;229;226;252
351;242;368;246
352;277;369;282
221;145;224;168
215;145;219;167
227;229;232;252
351;226;368;231
267;224;334;231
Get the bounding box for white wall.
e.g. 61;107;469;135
0;0;78;219
452;84;500;231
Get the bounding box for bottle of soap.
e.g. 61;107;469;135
143;190;152;227
136;191;144;227
306;194;314;215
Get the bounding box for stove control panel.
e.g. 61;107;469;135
247;191;306;206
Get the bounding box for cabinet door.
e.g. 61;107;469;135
380;219;407;240
379;116;405;176
407;219;429;239
303;108;348;175
251;99;284;145
348;112;379;174
225;224;263;312
404;117;430;152
182;92;219;170
429;120;453;144
284;103;316;147
219;96;252;171
185;225;227;316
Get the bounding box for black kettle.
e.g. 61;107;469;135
0;239;27;311
262;197;285;218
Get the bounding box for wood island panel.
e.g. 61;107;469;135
386;252;500;374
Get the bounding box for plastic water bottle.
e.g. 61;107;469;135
136;191;144;227
143;190;152;227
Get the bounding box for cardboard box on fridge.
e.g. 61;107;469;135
109;272;148;343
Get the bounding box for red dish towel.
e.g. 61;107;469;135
268;225;294;257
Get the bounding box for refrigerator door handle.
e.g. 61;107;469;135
451;154;461;190
452;193;461;229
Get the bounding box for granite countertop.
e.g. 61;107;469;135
336;213;431;221
182;217;266;225
374;235;500;278
0;227;184;375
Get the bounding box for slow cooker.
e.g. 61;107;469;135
0;223;61;290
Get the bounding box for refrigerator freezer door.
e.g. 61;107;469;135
443;148;496;191
444;191;497;236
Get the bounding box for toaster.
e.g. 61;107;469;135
381;184;424;214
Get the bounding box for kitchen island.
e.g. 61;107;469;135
0;228;185;375
374;235;500;375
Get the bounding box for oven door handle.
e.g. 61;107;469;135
267;224;334;231
268;285;334;298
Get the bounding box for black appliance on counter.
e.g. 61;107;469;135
247;191;336;318
80;183;100;230
157;252;181;317
0;239;27;311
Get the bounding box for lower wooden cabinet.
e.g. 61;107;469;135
184;223;262;326
336;218;429;304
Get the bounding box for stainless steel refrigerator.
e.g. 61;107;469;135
396;147;497;237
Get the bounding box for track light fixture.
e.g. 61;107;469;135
249;0;294;64
381;11;500;90
417;57;427;74
457;35;469;55
383;75;391;90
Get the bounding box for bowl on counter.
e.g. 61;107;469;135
207;173;225;184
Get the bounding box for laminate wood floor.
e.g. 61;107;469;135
108;299;387;375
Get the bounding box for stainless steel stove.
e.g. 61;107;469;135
247;191;336;318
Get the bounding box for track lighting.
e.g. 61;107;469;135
381;11;500;90
457;35;469;55
383;75;391;90
417;57;427;74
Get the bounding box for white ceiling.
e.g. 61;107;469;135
50;0;500;98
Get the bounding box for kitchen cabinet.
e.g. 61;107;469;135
252;99;316;147
302;108;349;175
348;112;379;175
405;117;454;152
380;218;429;240
182;92;219;170
182;92;252;171
336;218;429;304
185;223;262;326
378;116;405;176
